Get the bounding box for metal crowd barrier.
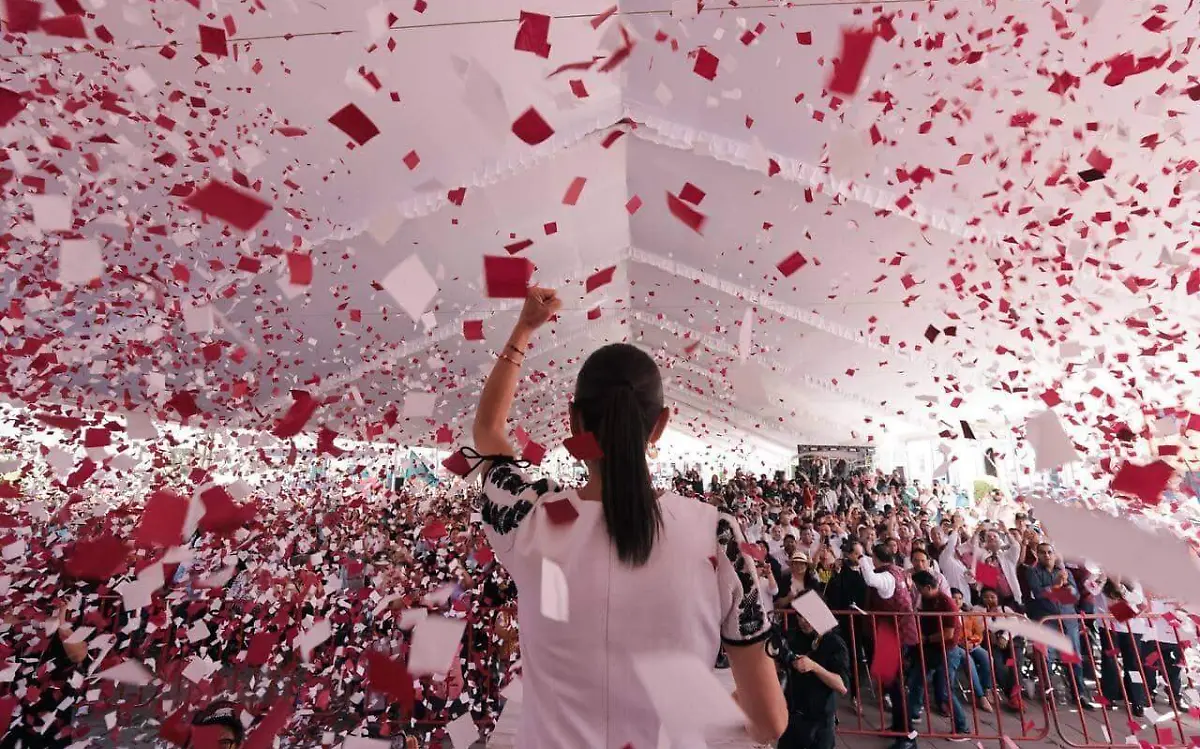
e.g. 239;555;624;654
774;608;1194;748
26;600;1192;749
1036;612;1194;748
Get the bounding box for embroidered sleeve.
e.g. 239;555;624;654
479;461;560;555
715;513;772;646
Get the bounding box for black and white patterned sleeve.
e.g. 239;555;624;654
479;461;560;555
715;512;772;646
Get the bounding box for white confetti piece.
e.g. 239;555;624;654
407;616;465;676
383;254;438;323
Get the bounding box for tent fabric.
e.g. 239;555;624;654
1;0;1197;460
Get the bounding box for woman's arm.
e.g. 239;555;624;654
728;643;789;743
472;288;562;459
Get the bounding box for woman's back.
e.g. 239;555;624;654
481;463;771;749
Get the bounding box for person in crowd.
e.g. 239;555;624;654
976;587;1023;710
814;546;838;587
824;539;872;701
936;518;973;601
773;612;850;749
860;544;921;749
1097;577;1148;716
912;571;971;738
909;548;951;599
1143;595;1188;711
188;700;246;749
1;603;91;749
777;551;823;607
974;530;1024;610
951;588;995;713
1024;542;1099;710
470;287;787;747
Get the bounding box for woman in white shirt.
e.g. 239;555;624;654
472;288;787;749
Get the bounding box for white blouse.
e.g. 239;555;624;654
481;462;772;749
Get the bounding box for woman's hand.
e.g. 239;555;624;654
516;287;562;332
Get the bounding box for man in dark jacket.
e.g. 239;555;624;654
773;612;850;749
823;540;871;698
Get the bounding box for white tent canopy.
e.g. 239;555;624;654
2;0;1198;466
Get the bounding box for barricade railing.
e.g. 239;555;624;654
775;608;1052;743
1036;612;1194;748
28;600;1190;748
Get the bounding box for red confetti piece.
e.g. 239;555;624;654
1040;390;1062;407
198;24;228;56
483;255;534;299
740;542;766;561
273;390;320;439
626;196;642;214
590;5;617;29
442;449;472;477
514;11;551;58
563;176;587;206
521;441;547;466
1108;600;1137;622
504;238;533;255
39;12;86;38
543;498;579;526
198;486;252;534
569;79;589;98
564;432;603;460
587;307;601;320
679;182;706;205
463;320;485;341
134;490;188;548
776;252;808;277
243;700;293;749
403;150;421;170
796;30;812;45
3;0;41;33
512;107;554;145
447;187;467;206
693;48;719;80
585;266;616;293
0;87;25;127
366;651;416;711
182;180;272;232
329;104;380;146
828;27;876;96
422;520;447;540
1111;460;1174;505
287;253;313;285
66;533;129;581
667;192;706;234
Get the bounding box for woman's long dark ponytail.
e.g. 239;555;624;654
574;344;664;567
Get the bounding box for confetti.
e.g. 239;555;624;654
483;255;535;298
182;181;272;231
514;11;551;58
512;107;555;145
828;27;876;96
329;104;380;146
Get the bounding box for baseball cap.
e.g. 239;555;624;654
789;551;811;564
191;701;244;745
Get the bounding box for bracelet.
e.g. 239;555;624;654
505;343;525;359
498;352;522;367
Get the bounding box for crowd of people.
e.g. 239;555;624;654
674;465;1194;749
1;470;520;748
0;451;1192;749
